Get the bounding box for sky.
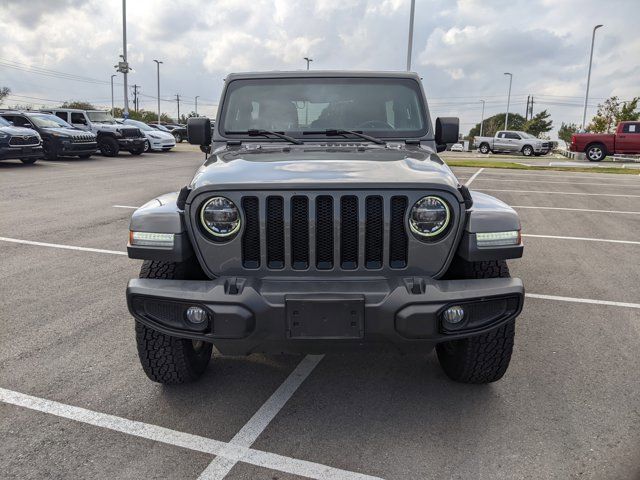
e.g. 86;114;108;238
0;0;638;139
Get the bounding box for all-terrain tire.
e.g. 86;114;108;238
436;260;516;384
135;260;212;384
99;136;120;157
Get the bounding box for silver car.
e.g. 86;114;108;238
475;130;550;156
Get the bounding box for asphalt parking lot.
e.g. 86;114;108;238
1;146;639;480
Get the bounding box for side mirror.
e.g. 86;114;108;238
187;117;211;146
435;117;459;152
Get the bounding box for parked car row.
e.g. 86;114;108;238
0;108;180;165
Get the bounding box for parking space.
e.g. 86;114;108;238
1;151;639;479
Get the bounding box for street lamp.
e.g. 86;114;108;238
582;24;604;130
195;96;199;116
406;0;416;71
503;72;513;130
304;57;313;70
479;100;486;137
153;59;162;124
110;74;116;116
121;0;129;118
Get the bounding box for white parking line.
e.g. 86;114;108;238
465;168;484;186
199;354;325;479
450;169;639;180
0;237;126;255
474;178;640;187
526;294;640;309
522;234;640;245
475;188;640;198
113;205;138;209
513;205;640;215
0;385;381;480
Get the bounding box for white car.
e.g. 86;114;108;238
117;119;176;152
450;143;464;152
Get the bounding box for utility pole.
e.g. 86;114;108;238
303;57;313;70
582;24;603;130
121;0;129;118
132;84;140;112
525;95;530;120
195;96;199;115
529;96;534;119
406;0;416;71
176;94;181;122
503;72;513;130
110;74;116;116
479;100;486;137
153;59;162;124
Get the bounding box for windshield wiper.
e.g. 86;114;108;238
303;129;386;145
225;129;303;145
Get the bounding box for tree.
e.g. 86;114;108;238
523;110;553;137
61;100;96;110
558;122;578;148
0;87;10;105
587;96;640;133
467;113;526;139
111;107;172;123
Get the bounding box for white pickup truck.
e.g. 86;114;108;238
474;130;551;156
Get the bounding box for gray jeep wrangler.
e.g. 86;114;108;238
126;71;524;385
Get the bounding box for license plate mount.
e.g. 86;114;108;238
286;295;364;339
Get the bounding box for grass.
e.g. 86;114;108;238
445;160;640;175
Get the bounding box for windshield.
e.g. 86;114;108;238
221;77;427;139
31;114;73;128
155;124;171;132
87;111;115;123
123;119;153;131
520;132;536;139
0;116;10;127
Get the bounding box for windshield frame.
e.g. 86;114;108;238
86;111;115;123
216;76;429;143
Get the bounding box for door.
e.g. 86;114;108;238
504;132;522;152
617;123;640;153
493;131;510;152
70;112;89;131
54;111;69;123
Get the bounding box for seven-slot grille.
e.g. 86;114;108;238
120;128;144;138
71;134;96;143
9;135;39;146
240;194;408;271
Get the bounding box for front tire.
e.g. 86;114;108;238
43;140;58;160
135;260;212;384
20;158;38;164
522;145;533;156
586;143;606;162
479;143;490;154
129;146;144;156
437;260;516;384
99;136;120;157
173;132;183;143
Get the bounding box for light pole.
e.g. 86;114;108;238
406;0;416;71
503;72;513;130
121;0;129;118
304;57;313;70
582;24;603;130
153;59;162;124
195;96;199;116
479;100;486;137
110;74;116;116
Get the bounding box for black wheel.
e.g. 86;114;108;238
129;147;144;156
42;140;58;160
99;136;120;157
79;154;91;159
479;143;490;154
522;145;533;156
174;132;183;143
586;143;606;162
20;158;38;164
135;260;212;384
437;260;516;384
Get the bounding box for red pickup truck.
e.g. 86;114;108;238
570;121;640;161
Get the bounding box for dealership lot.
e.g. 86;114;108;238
1;148;639;479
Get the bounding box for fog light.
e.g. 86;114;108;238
443;305;465;324
185;306;208;325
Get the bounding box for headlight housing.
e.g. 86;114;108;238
409;196;451;239
200;196;241;239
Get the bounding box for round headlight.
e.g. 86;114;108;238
409;196;450;238
200;197;241;238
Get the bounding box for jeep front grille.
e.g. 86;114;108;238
240;193;408;271
120;128;143;138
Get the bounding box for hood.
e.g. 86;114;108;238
0;125;39;136
189;144;461;193
145;130;174;140
42;127;93;138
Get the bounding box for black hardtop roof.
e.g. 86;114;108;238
224;70;422;81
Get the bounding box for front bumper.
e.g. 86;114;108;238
59;142;98;156
127;276;524;355
0;145;43;160
118;138;146;150
149;138;176;150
